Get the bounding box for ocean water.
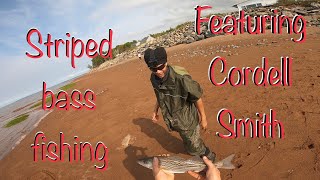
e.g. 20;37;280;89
0;75;83;160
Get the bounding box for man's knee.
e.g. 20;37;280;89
183;137;206;155
179;127;206;155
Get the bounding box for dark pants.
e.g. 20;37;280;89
178;125;216;161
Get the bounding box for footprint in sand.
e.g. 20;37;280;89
27;170;56;180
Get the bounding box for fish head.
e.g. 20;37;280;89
137;157;154;169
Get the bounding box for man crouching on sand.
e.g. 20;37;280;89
144;47;216;162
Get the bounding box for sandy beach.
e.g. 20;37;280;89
0;26;319;180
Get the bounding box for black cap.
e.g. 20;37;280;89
144;47;167;68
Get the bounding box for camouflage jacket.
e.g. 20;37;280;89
150;65;203;131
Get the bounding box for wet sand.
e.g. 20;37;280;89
0;105;52;160
0;27;319;179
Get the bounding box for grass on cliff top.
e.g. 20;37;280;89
30;96;52;109
60;82;75;91
29;82;75;109
150;22;191;38
4;114;29;128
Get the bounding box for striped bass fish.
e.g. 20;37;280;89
137;154;235;173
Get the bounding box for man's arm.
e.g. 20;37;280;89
152;101;160;122
195;98;208;130
181;74;207;130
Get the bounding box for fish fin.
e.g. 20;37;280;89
215;154;235;169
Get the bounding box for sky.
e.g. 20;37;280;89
0;0;243;108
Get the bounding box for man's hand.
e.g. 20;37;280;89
152;101;160;123
152;112;159;123
153;157;174;180
187;156;221;180
200;115;208;130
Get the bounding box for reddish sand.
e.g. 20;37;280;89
0;27;319;180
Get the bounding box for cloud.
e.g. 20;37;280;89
0;0;244;108
88;0;158;20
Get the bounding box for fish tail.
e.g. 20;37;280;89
215;154;235;169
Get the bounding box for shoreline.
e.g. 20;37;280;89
0;74;86;160
0;109;52;160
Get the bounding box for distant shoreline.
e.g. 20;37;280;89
0;71;88;160
0;70;88;111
